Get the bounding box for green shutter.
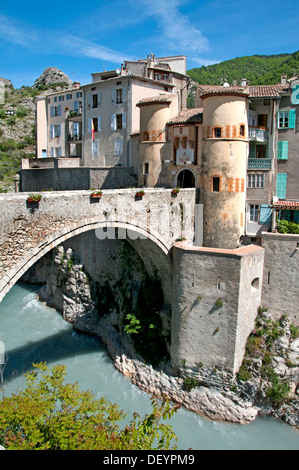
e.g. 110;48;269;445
260;204;272;224
289;109;296;129
277;141;288;159
294;211;299;224
276;173;287;199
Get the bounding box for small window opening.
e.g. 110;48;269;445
251;277;260;289
213;177;220;192
240;125;245;136
144;163;149;175
214;127;222;138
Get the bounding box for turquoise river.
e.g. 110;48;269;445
0;282;298;450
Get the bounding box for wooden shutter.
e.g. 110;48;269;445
277;141;288;159
87;94;92;109
276;173;287;199
289;109;296;129
88;118;92;133
111;89;116;105
98;116;102;132
122;112;126;129
260;205;272;224
58;105;61;116
111;114;116;130
50;124;54;138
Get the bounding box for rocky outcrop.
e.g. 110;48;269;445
33;67;73;89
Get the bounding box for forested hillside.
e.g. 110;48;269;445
187;51;299;86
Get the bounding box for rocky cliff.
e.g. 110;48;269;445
0;67;74;191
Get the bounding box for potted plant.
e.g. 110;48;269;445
27;194;42;203
90;190;103;198
135;190;145;198
171;187;181;195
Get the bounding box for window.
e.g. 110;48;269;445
111;113;126;130
276;173;287;199
58;95;64;101
247;174;264;188
240;125;245;136
154;72;162;80
278;110;296;129
50;124;61;138
88;117;101;134
42;149;47;158
250;204;259;222
144;163;149;175
212;176;220;192
214;127;222;138
92;94;98;108
277;141;289;160
76;91;82;98
116;89;123;104
50;105;61;117
116;113;123;130
66;94;72;100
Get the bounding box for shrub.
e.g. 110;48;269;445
0;363;179;450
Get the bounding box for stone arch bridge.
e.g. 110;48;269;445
0;187;267;380
0;188;196;303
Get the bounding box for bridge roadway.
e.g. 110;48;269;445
0;188;196;302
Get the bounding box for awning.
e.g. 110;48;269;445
271;200;299;210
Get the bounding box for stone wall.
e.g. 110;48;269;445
261;232;299;325
171;242;264;378
20;166;137;192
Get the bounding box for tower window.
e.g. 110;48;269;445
212;176;220;192
214;127;222;138
240;125;245;136
144;163;149;175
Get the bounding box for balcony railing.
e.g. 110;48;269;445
249;126;269;142
248;158;272;170
68;134;82;142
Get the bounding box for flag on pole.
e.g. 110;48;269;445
92;119;95;142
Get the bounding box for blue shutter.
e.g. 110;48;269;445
50;124;54;139
50;106;54;117
58;104;61;116
98;116;101;132
260;204;272;224
111;114;116;130
276;173;287;199
289;109;296;129
88;118;92;133
277;141;288;159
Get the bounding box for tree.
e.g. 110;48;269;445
0;363;179;450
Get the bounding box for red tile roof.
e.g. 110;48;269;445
196;84;290;99
136;94;174;107
167;107;203;125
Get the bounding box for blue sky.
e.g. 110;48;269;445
0;0;298;88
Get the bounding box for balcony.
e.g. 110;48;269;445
249;126;269;142
248;158;272;170
68;134;82;142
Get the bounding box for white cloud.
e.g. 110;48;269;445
134;0;210;53
0;14;38;47
0;13;132;66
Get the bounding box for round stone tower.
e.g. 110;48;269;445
200;87;249;249
136;94;177;187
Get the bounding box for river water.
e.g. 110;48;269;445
0;282;298;450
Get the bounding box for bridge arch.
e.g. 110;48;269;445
0;218;173;303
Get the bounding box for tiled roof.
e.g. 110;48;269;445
197;85;249;98
197;84;290;99
248;85;289;98
272;200;299;209
136;94;174;106
167;107;203;125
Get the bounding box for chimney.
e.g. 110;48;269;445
241;78;247;87
281;75;287;85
